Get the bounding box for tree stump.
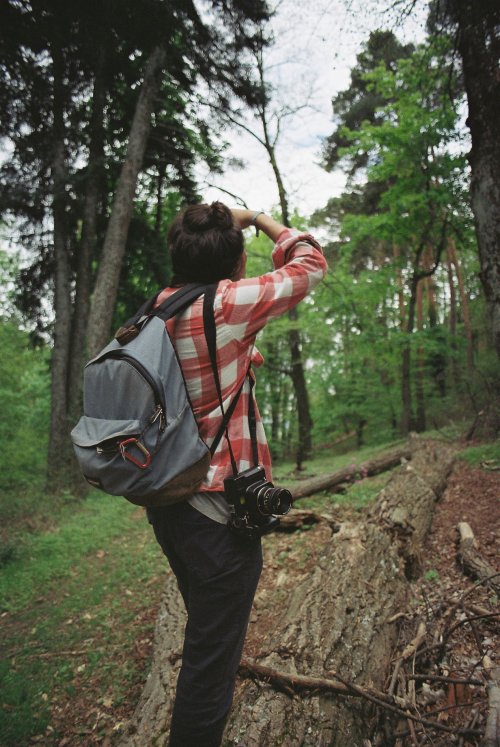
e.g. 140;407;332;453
117;439;456;747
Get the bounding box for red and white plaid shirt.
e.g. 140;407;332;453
156;228;327;492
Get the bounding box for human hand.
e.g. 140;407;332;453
231;208;254;230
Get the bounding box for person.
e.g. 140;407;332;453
147;202;327;747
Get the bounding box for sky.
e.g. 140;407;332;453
199;0;428;217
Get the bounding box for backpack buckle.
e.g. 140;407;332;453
119;438;151;469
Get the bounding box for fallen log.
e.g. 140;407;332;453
117;578;185;747
225;439;456;746
456;522;500;595
368;439;456;579
290;444;412;500
118;439;455;747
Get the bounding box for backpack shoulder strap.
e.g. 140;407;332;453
115;284;212;345
153;283;212;322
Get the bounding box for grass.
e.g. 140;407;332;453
271;439;405;515
292;469;393;515
456;440;500;467
0;441;395;745
2;431;492;745
272;438;406;486
0;492;165;746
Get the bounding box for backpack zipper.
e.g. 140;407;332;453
101;351;166;430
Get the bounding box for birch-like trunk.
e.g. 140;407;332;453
86;45;166;358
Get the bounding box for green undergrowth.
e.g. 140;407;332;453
273;439;405;514
273;438;406;486
0;492;165;746
456;439;500;467
297;469;394;515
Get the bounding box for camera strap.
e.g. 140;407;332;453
247;375;259;467
203;285;259;476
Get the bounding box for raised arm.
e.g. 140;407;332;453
219;211;328;343
231;208;286;243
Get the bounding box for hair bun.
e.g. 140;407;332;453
208;201;233;230
182;201;233;234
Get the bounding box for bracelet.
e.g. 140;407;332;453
251;210;265;236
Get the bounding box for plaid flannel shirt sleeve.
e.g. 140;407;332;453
219;228;327;342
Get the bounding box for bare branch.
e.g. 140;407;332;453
204;183;249;207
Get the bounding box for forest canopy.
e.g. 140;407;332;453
0;0;499;490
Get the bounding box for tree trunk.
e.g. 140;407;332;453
424;246;447;398
255;51;313;469
393;243;406;330
155;162;166;235
118;439;455;746
415;278;426;432
47;45;72;486
288;309;313;467
456;522;500;594
86;45;166;357
368;438;456;579
68;50;106;420
483;667;500;747
266;341;283;456
401;275;418;435
446;244;461;385
448;237;474;375
450;1;500;359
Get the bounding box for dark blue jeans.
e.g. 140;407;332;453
148;501;263;747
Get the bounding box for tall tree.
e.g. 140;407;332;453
431;0;500;359
86;44;167;357
322;29;414;176
252;46;314;469
0;0;273;488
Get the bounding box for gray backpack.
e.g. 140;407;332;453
70;284;240;507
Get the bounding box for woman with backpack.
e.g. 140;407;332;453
147;202;327;746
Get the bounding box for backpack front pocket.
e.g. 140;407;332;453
71;416;160;494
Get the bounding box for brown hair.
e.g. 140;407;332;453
168;201;244;284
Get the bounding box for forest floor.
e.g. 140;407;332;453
6;444;499;746
400;458;500;745
236;455;500;746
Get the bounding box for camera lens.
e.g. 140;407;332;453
256;486;292;516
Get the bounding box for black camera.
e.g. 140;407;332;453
224;465;293;540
